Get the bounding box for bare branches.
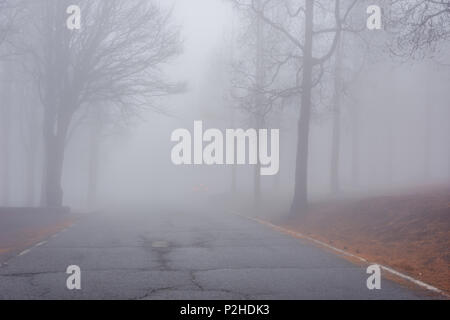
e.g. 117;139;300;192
230;0;302;124
0;0;22;53
22;0;183;120
9;0;184;206
387;0;450;58
229;0;360;119
0;0;11;45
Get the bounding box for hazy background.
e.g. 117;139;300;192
0;0;449;213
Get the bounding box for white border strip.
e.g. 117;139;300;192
34;241;47;247
18;249;31;256
231;210;448;297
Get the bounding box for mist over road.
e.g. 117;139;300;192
0;204;428;299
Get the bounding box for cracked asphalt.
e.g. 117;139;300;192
0;204;430;299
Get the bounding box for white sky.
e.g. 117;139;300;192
169;0;233;90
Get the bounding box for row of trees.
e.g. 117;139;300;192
228;0;449;216
0;0;183;208
0;0;448;213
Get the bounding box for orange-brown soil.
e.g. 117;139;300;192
0;216;76;263
278;187;449;294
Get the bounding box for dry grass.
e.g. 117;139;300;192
278;187;450;294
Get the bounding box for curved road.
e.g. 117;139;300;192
0;204;430;299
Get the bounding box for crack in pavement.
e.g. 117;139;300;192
190;270;204;290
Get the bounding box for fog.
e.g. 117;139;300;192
0;0;448;214
0;0;449;300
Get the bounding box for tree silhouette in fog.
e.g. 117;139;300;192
18;0;182;207
232;0;358;216
387;0;450;58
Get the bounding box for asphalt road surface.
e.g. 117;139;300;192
0;204;430;299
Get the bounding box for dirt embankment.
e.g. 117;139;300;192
0;208;77;263
280;187;449;294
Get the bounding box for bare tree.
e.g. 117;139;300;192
233;0;358;215
330;36;343;195
387;0;450;182
230;0;268;207
0;1;22;206
231;0;302;208
387;0;450;59
16;71;41;206
0;61;12;206
0;0;14;47
18;0;182;207
329;0;374;194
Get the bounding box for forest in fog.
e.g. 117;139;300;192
0;0;449;214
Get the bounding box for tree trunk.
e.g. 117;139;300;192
42;109;71;208
25;125;38;207
253;156;261;209
423;103;432;181
253;117;263;210
386;115;394;187
253;0;264;211
0;63;12;206
290;0;314;216
23;86;40;207
330;36;342;195
350;101;359;187
87;108;102;209
230;108;237;196
25;149;36;206
43;137;65;207
40;0;73;208
273;125;281;192
448;105;450;180
87;133;100;209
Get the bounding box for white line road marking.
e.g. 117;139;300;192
12;223;77;261
231;210;448;297
18;249;31;256
34;241;47;247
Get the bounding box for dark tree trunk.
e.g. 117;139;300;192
230;108;237;196
0;63;12;206
253;159;261;208
25;138;37;206
42;109;71;208
330;110;341;194
351;102;360;187
290;0;314;216
448;106;450;180
253;0;264;211
87;108;102;209
330;36;342;195
273;132;281;192
386;115;394;187
253;121;262;210
423;103;432;181
23;89;40;207
87;137;99;209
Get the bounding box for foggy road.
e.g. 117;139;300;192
0;204;429;300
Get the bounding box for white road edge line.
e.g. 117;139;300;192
231;210;448;297
18;249;31;256
34;241;47;247
16;227;69;258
